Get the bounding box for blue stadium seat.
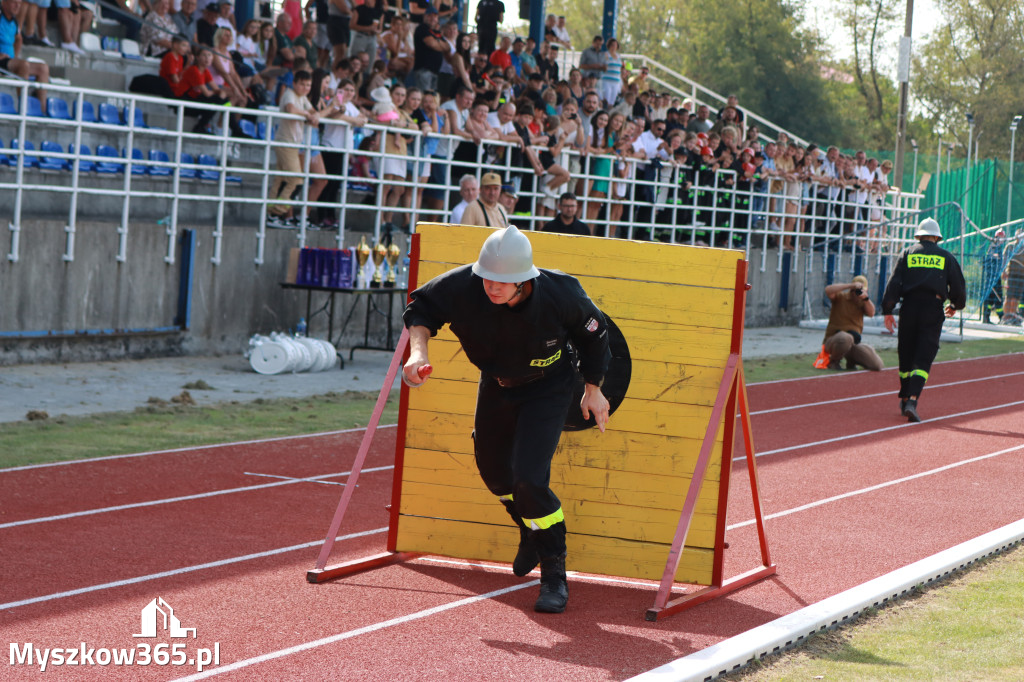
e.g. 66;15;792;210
46;97;72;121
98;102;123;126
197;154;220;182
124;106;147;129
0;137;9;166
11;139;39;168
68;143;96;173
237;119;258;139
178;153;198;179
0;93;17;115
39;141;70;171
197;153;242;183
257;121;267;139
126;147;147;175
95;144;124;174
147;149;171;177
25;97;45;117
75;100;98;124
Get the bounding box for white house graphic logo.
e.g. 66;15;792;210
133;598;197;639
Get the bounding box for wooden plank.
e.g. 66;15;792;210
404;351;728;405
400;454;721;514
403;432;723;479
414;261;737;330
414;223;743;290
395;514;714;583
406;403;728;443
398;466;720;547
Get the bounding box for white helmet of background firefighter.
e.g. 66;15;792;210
472;225;541;283
913;218;943;241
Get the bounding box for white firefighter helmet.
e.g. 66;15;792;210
914;218;943;241
471;226;541;283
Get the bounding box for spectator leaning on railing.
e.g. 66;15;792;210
267;69;320;227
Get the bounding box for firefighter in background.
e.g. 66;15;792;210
982;229;1005;324
402;226;611;614
881;218;967;422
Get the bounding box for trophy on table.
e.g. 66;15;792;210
370;240;387;288
355;236;371;288
385;243;402;288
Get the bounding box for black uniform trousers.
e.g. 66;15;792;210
471;363;574;525
897;294;945;399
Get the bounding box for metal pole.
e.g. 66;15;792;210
966;116;974;217
935;134;942;208
911;140;919;193
1009;116;1020;222
893;0;915;186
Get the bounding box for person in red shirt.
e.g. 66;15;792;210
160;35;192;98
181;47;228;133
489;34;511;70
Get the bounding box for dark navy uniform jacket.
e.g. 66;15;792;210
403;265;610;387
881;240;967;315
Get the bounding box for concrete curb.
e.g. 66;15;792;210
626;518;1024;682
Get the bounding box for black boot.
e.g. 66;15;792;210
530;521;568;613
903;398;921;423
899;397;907;416
500;499;539;577
534;554;568;613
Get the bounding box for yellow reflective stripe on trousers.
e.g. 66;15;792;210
523;507;564;530
498;494;514;502
911;369;929;380
899;371;910;378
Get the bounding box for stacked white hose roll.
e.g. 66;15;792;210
247;333;339;375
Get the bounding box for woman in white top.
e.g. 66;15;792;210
600;38;624;108
557;98;587;181
236;19;262;71
319;78;368;228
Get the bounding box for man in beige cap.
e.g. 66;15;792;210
459;172;509;228
822;275;883;371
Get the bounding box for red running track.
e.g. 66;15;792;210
1;354;1023;681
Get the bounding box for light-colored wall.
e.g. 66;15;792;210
1;220;847;365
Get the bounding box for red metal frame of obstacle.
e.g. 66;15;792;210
307;237;776;621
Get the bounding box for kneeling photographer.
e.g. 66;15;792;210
822;275;884;371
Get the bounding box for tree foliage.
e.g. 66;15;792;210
914;0;1024;159
547;0;841;144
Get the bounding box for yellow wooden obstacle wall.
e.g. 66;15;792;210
396;223;744;585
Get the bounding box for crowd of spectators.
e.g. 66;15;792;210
2;0;902;245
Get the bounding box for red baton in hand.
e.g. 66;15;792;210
404;364;433;388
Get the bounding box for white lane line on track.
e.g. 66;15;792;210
169;580;540;682
0;528;388;611
747;350;1023;387
749;370;1024;415
729;443;1024;531
244;471;349;486
735;397;1024;463
0;424;398;473
0;466;394;529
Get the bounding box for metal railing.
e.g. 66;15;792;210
2;77;922;276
